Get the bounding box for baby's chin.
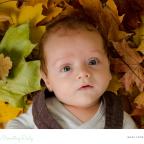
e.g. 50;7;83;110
63;97;101;109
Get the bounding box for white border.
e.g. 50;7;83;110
0;129;144;144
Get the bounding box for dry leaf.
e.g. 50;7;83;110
113;0;144;31
136;40;144;54
134;92;144;108
0;53;12;80
112;40;144;92
107;74;121;94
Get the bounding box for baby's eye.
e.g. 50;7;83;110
61;65;71;72
88;58;99;65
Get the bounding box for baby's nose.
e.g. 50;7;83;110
76;67;90;80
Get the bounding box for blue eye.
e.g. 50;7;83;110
62;65;71;72
88;58;98;65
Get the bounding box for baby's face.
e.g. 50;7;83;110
42;29;112;108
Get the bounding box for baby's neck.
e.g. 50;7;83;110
64;101;101;123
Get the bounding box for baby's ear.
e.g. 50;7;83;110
40;70;53;92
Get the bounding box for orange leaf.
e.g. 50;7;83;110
134;92;144;108
112;40;144;92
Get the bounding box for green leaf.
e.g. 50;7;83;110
0;23;41;107
0;23;36;68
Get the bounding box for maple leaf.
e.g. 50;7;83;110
0;1;45;43
0;23;41;107
17;3;46;43
112;40;144;92
0;53;12;80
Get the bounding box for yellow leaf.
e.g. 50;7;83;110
136;40;144;54
0;101;23;123
108;24;129;41
0;1;19;25
24;0;48;7
18;3;44;25
79;0;102;11
133;24;144;46
107;0;118;15
0;53;12;80
134;92;144;108
18;3;46;42
107;75;121;94
0;12;11;22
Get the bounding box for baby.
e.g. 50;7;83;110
6;15;137;129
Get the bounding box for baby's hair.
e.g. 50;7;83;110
39;13;109;75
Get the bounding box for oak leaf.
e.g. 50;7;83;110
112;40;144;92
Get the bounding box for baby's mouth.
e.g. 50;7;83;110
78;85;93;90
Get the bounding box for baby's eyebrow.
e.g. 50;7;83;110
53;55;72;65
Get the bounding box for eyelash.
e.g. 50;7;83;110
60;57;99;72
61;65;71;72
88;57;99;65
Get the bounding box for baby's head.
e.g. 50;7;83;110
39;15;112;108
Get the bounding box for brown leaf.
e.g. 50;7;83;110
0;53;12;80
113;0;144;31
131;108;144;116
112;40;144;92
79;0;125;41
37;1;77;26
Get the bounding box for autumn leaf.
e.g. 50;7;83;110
134;92;144;108
0;1;19;25
78;0;128;42
36;0;77;27
0;2;45;43
17;3;46;43
17;0;48;7
0;23;41;107
112;40;144;92
133;22;144;46
0;53;12;80
0;101;23;123
36;4;63;26
107;74;121;94
113;0;144;31
137;40;144;54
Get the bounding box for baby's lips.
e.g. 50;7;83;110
78;84;93;90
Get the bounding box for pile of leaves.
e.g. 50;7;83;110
0;0;144;128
